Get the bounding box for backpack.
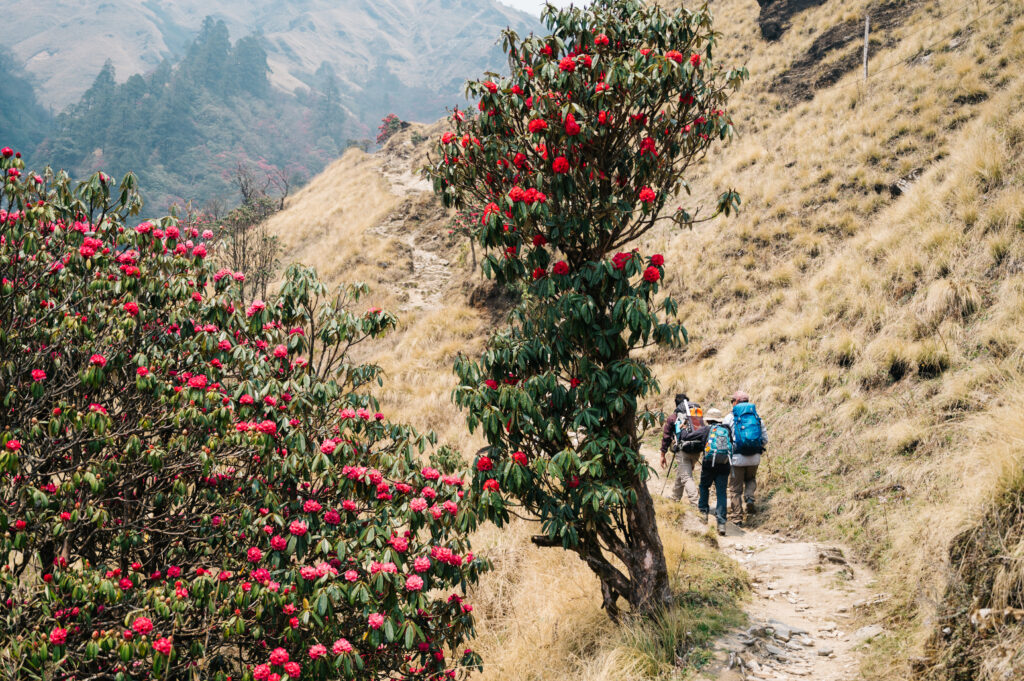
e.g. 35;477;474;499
703;423;733;466
673;402;705;453
732;402;765;456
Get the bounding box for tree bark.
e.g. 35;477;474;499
621;472;672;614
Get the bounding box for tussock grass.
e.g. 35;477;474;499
468;502;747;681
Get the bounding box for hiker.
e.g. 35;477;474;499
723;390;767;521
660;393;706;505
698;407;732;536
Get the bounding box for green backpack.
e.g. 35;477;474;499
703;424;734;466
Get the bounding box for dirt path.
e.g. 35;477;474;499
647;450;886;680
368;144;453;311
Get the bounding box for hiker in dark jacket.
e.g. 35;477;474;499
698;407;732;536
659;393;705;505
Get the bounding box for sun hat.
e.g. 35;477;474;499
705;407;724;422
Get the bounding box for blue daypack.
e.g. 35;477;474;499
703;424;733;466
732;402;765;455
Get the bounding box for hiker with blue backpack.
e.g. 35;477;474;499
698;407;733;536
723;390;768;522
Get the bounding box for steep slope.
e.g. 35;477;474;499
265;0;1024;678
6;0;538;130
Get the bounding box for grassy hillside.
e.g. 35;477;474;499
265;0;1024;677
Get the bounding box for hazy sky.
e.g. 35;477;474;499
500;0;586;16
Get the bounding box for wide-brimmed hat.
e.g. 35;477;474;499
705;407;724;422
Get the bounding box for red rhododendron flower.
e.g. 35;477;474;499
612;252;632;270
643;266;661;283
50;628;68;645
31;369;46;381
247;547;262;563
533;234;548;247
511;451;528;466
154;637;173;655
483;80;498;93
528;119;548;134
89;354;106;367
123;301;139;316
665;50;683;63
552;157;570;174
564;114;581;136
131;617;153;635
690;53;702;67
552;261;569;275
532;267;547;280
484;379;499;389
638;187;657;204
594;33;609;46
406;575;424;591
441;132;455;144
559;56;576;72
476;456;493;471
651;254;664;266
482;479;500;492
333;638;353;654
288;520;307;536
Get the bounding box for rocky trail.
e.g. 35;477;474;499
707;526;885;681
646;449;886;680
369;146;453;311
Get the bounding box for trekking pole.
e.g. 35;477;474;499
660;449;677;495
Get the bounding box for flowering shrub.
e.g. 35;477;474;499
376;115;406;146
0;153;484;679
428;0;745;618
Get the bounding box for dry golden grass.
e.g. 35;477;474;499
263;0;1024;677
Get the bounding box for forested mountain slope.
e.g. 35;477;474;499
265;0;1024;678
5;0;538;129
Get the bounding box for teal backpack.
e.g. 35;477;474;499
732;402;765;455
703;424;733;466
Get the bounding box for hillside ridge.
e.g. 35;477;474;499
264;0;1024;678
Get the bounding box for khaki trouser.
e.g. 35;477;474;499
729;464;758;517
670;452;701;505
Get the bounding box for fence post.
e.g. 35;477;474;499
863;14;871;83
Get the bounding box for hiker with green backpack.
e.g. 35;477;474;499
723;390;768;522
698;407;733;536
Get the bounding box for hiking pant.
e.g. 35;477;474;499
670;451;701;505
730;464;758;517
698;461;731;525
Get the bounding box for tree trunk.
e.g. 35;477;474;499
621;472;672;614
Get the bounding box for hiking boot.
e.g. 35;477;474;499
745;498;756;515
717;521;727;536
700;512;708;525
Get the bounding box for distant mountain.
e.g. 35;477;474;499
31;19;347;210
5;0;539;134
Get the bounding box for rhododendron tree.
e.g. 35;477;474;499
0;153;484;679
428;0;745;618
376;115;406;146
